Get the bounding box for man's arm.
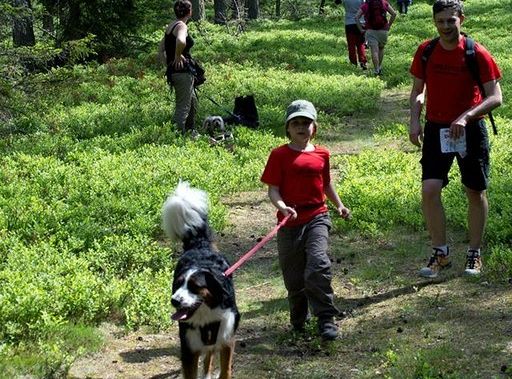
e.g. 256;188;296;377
409;76;425;147
450;80;503;138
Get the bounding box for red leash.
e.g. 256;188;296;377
224;214;291;277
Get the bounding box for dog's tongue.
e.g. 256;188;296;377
171;309;189;321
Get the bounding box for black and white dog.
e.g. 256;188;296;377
162;181;240;379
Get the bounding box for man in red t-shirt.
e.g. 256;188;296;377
409;0;502;278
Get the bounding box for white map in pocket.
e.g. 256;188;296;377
440;128;466;154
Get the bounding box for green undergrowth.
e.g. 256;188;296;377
1;0;511;376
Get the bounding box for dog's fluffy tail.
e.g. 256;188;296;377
161;181;209;242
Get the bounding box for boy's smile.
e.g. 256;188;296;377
434;9;464;47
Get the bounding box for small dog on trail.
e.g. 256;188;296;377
203;116;234;145
162;181;240;379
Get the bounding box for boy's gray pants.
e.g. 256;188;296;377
277;213;339;327
171;72;197;133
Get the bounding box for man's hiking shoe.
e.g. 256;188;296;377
419;247;451;278
360;62;368;70
318;318;338;341
464;250;482;276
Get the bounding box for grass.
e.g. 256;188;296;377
1;0;512;377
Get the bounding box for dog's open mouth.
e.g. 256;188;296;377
171;304;200;321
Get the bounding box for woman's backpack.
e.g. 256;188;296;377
366;0;388;30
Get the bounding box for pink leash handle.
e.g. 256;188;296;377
224;214;291;277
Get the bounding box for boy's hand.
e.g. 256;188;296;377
280;206;298;220
409;123;423;147
337;206;351;220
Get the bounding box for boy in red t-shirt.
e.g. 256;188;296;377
409;0;502;278
261;100;350;341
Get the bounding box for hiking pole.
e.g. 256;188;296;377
224;214;292;277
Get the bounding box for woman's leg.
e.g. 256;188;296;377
172;72;195;133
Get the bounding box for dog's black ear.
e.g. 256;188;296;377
203;270;230;305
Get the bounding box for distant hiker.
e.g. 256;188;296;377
409;0;502;278
397;0;412;15
160;0;198;136
355;0;397;76
341;0;368;70
261;100;351;341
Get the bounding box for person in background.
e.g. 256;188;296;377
160;0;198;135
397;0;412;15
341;0;368;70
356;0;396;76
261;100;351;341
409;0;502;278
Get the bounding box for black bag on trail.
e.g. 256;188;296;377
223;95;259;129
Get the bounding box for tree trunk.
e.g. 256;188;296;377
247;0;259;19
275;0;281;17
319;0;326;14
214;0;227;24
42;12;54;35
231;0;242;20
12;0;35;47
61;1;82;42
191;0;205;21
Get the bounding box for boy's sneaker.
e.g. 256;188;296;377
419;247;451;278
464;250;482;276
318;318;338;341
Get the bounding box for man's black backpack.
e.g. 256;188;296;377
421;35;497;135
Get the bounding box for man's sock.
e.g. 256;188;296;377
433;245;449;255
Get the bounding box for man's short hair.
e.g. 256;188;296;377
433;0;464;17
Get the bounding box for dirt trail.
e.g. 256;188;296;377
67;190;278;379
69;90;512;378
67;89;410;379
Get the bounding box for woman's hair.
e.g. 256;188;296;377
174;0;192;18
433;0;464;17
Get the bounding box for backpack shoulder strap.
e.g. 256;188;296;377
421;37;440;78
464;35;498;135
464;36;480;86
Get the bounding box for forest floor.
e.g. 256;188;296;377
68;89;512;379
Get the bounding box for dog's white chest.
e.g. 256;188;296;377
186;307;236;352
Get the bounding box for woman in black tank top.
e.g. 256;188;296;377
162;0;198;135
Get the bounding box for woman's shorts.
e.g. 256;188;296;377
366;29;389;49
